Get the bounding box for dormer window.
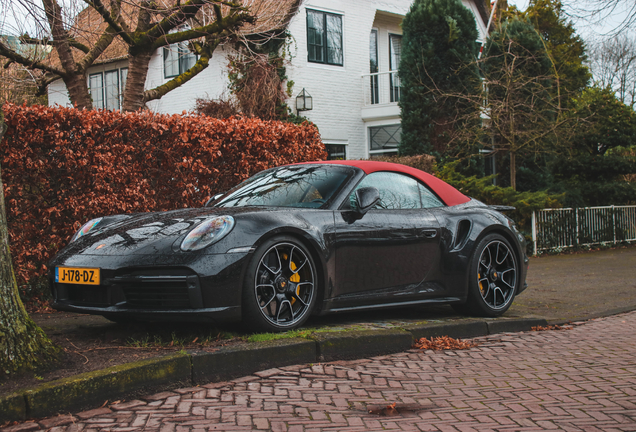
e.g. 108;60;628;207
307;9;343;66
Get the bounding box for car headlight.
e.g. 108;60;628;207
71;217;103;242
181;216;235;251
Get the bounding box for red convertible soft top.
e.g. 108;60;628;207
301;160;470;207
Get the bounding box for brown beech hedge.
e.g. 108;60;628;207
0;103;326;298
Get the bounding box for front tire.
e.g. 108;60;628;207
458;233;519;317
241;236;318;332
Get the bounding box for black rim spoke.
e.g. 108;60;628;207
277;299;294;322
291;282;313;307
262;247;282;276
256;284;276;311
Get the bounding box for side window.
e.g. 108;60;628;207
353;172;444;210
354;172;420;210
418;183;444;208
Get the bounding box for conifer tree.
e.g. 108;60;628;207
398;0;481;156
523;0;591;107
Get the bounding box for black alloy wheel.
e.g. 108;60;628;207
455;233;518;317
242;236;317;332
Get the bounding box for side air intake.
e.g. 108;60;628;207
454;219;472;249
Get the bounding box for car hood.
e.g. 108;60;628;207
63;206;266;257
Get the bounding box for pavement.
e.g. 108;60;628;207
2;246;636;427
5;308;636;431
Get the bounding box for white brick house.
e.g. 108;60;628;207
48;0;489;160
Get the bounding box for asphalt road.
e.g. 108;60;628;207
11;299;636;431
510;246;636;322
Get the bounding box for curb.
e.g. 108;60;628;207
190;338;317;384
0;316;547;423
312;329;413;361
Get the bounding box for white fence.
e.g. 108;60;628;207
531;205;636;255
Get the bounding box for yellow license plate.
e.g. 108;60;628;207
55;267;100;285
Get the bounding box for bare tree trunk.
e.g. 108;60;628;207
64;75;92;109
123;51;153;111
0;109;58;373
42;0;92;109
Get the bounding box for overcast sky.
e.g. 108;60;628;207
505;0;632;39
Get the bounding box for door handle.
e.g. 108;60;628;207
423;229;437;238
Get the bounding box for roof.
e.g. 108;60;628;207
301;160;470;207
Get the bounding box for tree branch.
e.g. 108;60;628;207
150;11;253;51
77;27;119;72
35;73;62;96
146;0;251;44
18;36;91;54
82;0;134;45
143;47;215;103
0;41;65;77
42;0;79;74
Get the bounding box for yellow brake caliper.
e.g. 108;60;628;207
478;273;486;294
283;254;301;304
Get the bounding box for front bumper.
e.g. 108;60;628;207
49;253;249;323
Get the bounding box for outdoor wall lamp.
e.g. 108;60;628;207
296;88;313;112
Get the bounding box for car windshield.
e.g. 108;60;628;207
214;165;353;208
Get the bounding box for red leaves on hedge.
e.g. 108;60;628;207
412;336;478;350
0;104;326;293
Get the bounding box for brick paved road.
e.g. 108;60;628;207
10;311;636;432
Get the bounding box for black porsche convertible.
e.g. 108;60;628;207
49;161;529;332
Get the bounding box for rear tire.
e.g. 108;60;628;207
459;233;519;317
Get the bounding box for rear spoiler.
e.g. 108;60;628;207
489;205;516;212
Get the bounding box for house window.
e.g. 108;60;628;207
104;70;120;110
88;67;127;110
163;43;197;78
325;144;346;160
307;9;343;66
389;34;402;102
369;124;401;156
120;68;128;93
89;73;104;109
369;29;379;104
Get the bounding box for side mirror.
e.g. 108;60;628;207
354;187;380;217
205;193;224;207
